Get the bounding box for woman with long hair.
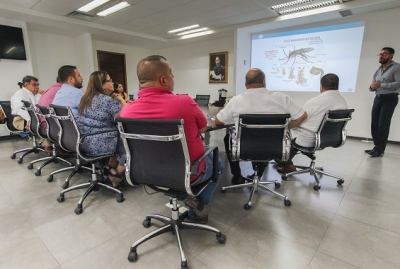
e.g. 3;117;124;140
113;82;130;103
77;71;127;188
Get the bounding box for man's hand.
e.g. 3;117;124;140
25;121;30;130
371;81;381;90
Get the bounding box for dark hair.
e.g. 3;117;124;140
137;55;168;84
245;68;265;85
321;73;339;90
58;65;77;83
382;47;395;54
78;71;108;114
56;76;61;83
19;75;38;88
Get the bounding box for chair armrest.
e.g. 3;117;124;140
190;146;216;175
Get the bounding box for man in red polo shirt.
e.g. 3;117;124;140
120;55;223;224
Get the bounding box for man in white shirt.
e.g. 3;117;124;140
278;73;348;173
215;68;307;184
10;75;40;131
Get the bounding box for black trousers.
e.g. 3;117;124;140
371;94;398;153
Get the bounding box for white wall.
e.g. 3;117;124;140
235;8;400;142
158;36;235;103
92;40;153;95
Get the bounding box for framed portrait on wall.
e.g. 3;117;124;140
209;51;228;83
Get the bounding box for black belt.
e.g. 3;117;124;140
377;93;399;97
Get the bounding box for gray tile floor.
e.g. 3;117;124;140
1;130;399;269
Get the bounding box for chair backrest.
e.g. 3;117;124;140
195;95;210;107
116;117;192;193
36;104;59;143
317;109;355;149
49;104;79;153
234;114;291;162
0;101;21;133
21;100;41;137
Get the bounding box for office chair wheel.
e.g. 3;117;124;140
35;170;41;176
128;251;138;262
337;179;344;185
116;195;124;203
142;218;151;228
17;159;23;164
284;199;291;207
11;154;16;159
281;175;287;180
62;182;69;189
57;194;65;203
74;206;83;215
47;175;53;182
181;260;188;268
27;164;33;170
313;185;321;191
244;203;251;210
216;233;226;244
220;188;226;193
275;182;281;188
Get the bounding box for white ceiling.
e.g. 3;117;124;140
0;0;399;49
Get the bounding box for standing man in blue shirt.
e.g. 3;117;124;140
366;47;400;157
52;65;84;118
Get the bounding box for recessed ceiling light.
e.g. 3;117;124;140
97;1;131;17
180;30;214;39
168;24;199;34
177;27;210;36
77;0;110;13
270;0;344;15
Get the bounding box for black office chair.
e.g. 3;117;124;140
195;94;210;106
221;114;292;210
0;101;22;138
27;104;73;176
281;109;355;191
12;101;46;163
51;104;124;214
115;117;226;269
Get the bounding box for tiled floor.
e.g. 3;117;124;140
1;131;399;269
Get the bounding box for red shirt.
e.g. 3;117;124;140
120;87;207;178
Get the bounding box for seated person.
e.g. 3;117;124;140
11;76;40;131
77;71;127;189
215;68;307;184
277;73;348;173
114;82;131;103
120;55;223;224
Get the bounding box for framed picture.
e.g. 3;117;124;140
209;51;228;83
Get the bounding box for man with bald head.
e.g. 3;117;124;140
120;55;223;224
215;68;307;184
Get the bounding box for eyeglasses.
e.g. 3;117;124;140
105;79;113;83
378;53;391;57
29;83;40;87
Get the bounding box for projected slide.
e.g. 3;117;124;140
251;22;365;92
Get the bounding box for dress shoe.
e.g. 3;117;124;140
231;175;245;185
277;164;296;174
44;145;53;153
185;196;211;218
369;150;383;158
364;148;374;154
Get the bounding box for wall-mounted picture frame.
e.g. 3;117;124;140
209;51;228;83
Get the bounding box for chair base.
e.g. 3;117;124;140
281;160;345;191
221;174;291;210
57;166;124;214
127;197;226;268
11;136;45;163
28;154;72;176
46;158;92;189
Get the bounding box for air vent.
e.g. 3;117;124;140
339;9;353;17
66;11;100;22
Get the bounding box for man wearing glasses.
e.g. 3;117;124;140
10;75;40;131
366;47;400;157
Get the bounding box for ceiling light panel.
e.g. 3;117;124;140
97;1;131;17
168;24;200;34
176;27;210;36
77;0;110;13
